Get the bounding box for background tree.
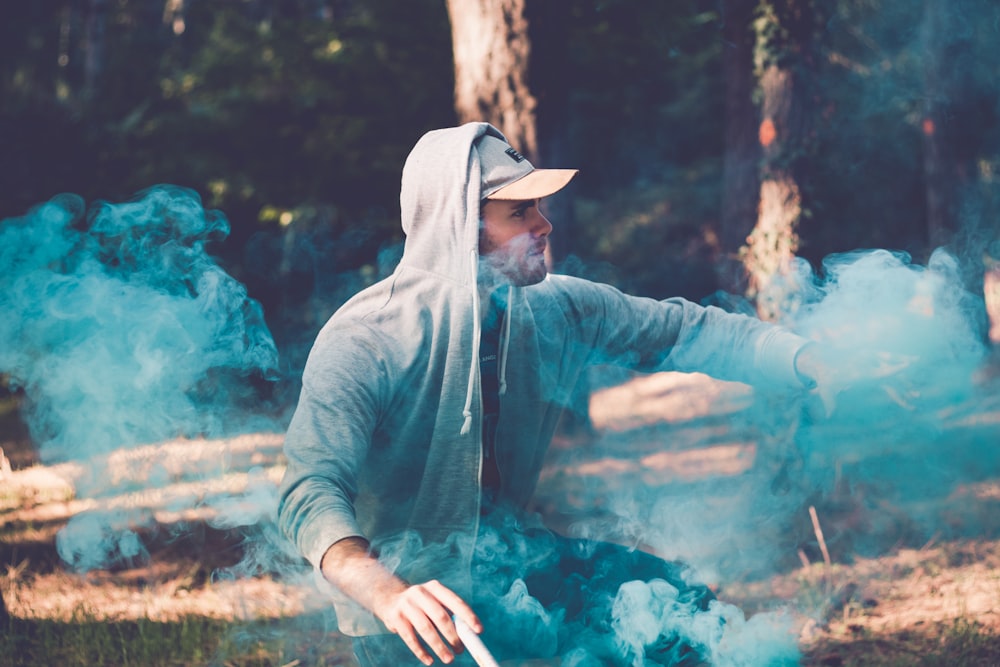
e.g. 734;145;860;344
717;0;763;298
743;0;826;321
446;0;538;159
526;0;576;262
445;0;596;434
555;0;726;305
921;0;976;250
81;0;110;102
2;0;999;374
920;0;997;339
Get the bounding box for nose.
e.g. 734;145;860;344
532;208;553;237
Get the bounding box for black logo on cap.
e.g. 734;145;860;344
505;147;526;163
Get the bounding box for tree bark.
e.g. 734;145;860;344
447;0;593;436
525;0;574;262
986;260;1000;344
162;0;187;35
921;0;990;339
717;0;762;298
921;0;966;249
81;0;110;103
445;0;538;160
745;63;801;322
743;0;824;321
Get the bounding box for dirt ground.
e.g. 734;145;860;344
2;370;1000;665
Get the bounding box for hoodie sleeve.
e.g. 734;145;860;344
553;276;811;389
277;324;390;569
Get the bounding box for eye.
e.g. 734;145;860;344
511;204;534;219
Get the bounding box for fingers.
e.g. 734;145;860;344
424;579;483;634
380;580;481;666
393;623;437;666
384;591;452;665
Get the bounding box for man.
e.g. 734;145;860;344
279;122;822;665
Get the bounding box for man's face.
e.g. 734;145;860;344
479;198;553;287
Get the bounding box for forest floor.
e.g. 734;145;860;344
2;369;1000;666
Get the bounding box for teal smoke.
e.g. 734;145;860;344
0;186;278;463
584;248;995;664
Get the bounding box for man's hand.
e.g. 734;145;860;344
373;578;482;665
794;342;914;416
320;537;483;666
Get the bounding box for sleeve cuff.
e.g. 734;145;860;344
754;327;814;389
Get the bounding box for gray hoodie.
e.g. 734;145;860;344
277;122;811;634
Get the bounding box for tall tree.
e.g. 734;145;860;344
525;0;575;262
921;0;994;340
717;0;763;297
921;0;973;249
446;0;595;436
742;0;825;321
81;0;110;102
987;260;1000;344
445;0;538;160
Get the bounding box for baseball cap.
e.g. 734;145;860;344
476;134;578;200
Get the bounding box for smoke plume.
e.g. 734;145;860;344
552;245;996;661
1;186;285;575
4;186;997;663
0;185;279;463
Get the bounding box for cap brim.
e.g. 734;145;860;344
486;169;578;200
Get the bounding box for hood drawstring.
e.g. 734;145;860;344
499;285;512;396
461;263;515;434
460;248;481;436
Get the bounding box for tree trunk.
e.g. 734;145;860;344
525;1;592;438
81;0;110;103
447;0;594;436
986;260;1000;345
162;0;187;35
717;0;762;298
445;0;538;160
745;63;802;322
743;0;824;321
921;0;990;340
525;0;574;262
921;0;966;249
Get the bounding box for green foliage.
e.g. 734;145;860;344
563;0;726;193
152;1;455;213
555;0;728;298
0;612;349;667
0;0;455;371
4;0;1000;355
0;0;455;221
806;0;1000;265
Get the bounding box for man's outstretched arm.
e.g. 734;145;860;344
320;536;483;666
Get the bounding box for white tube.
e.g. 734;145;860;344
453;616;500;667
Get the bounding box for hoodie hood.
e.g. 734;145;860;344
399;122;518;436
399;122;506;281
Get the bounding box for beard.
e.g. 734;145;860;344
478;229;549;287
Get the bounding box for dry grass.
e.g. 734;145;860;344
2;371;1000;665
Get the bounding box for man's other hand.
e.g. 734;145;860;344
795;342;914;417
320;537;483;666
373;579;483;666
